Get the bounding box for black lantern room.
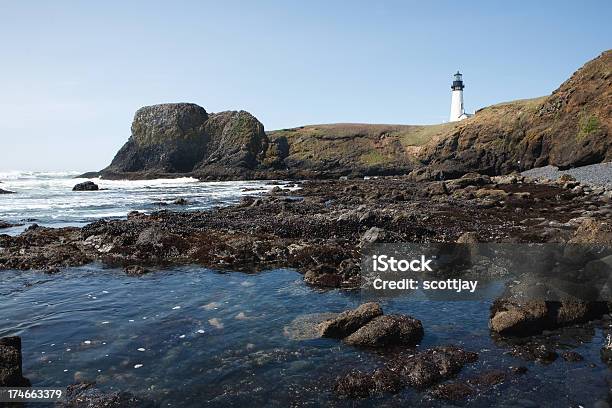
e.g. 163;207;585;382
451;71;465;91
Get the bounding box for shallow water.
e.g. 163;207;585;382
0;171;288;234
1;266;611;407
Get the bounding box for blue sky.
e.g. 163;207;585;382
1;0;610;171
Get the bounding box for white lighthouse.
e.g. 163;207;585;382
449;71;471;122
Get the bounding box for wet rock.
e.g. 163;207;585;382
431;382;474;401
303;268;342;287
456;231;479;243
490;297;609;336
510;342;558;364
0;188;15;194
125;265;148;276
387;345;478;389
334;370;375;398
59;381;156;407
172;198;189;205
344;314;423;347
510;365;528;374
489;299;549;336
0;336;30;387
318;302;382;338
0;220;18;229
72;181;99;191
468;370;507;386
561;351;584;362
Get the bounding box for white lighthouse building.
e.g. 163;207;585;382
449;71;471;122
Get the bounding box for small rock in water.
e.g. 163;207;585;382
202;302;220;310
72;181;99;191
208;318;224;329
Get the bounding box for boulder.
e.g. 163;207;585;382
100;103;269;178
489;297;609;336
0;188;15;194
389;346;478;389
344;314;424;347
0;336;30;387
318;302;382;338
334;345;479;398
72;181;99;191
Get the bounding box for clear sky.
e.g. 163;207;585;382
1;0;610;171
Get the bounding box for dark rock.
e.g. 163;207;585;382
303;269;342;288
0;220;18;229
561;351;584;362
431;382;474;401
510;365;528;375
0;188;15;194
344;314;423;347
333;370;375;398
0;336;30;387
72;181;99;191
468;370;507;386
58;381;156;407
510;342;558;364
172;198;189;205
489;297;609;336
318;303;383;338
99;103;268;179
387;345;478;389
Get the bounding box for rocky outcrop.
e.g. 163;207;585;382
317;303;424;348
72;181;99;191
98;104;271;179
0;336;30;387
334;345;478;398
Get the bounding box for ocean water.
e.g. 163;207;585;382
0;171;289;234
1;266;610;407
1;172;611;407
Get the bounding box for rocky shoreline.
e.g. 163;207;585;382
2;172;612;403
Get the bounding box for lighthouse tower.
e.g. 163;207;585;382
449;71;467;122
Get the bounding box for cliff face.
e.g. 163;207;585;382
416;50;612;178
100;104;270;179
97;50;611;180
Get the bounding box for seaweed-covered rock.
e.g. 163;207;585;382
334;345;478;398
